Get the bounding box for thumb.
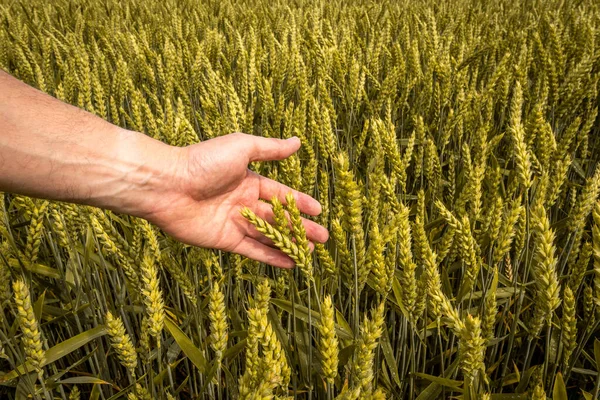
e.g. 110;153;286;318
236;133;301;162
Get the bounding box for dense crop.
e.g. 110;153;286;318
1;0;600;398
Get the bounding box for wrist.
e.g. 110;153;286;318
105;128;188;219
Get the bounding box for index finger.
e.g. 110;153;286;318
251;171;322;216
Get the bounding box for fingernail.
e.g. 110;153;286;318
288;136;300;144
314;200;323;215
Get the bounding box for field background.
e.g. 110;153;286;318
1;0;600;398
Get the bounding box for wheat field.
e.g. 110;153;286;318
1;0;600;398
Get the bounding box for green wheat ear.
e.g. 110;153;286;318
319;295;339;384
68;386;80;400
105;311;138;375
209;280;228;362
13;279;45;371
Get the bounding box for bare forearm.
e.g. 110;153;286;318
0;69;181;217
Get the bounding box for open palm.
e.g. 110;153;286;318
144;133;328;268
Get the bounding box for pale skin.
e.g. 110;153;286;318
0;69;328;268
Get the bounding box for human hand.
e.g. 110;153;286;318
143;133;329;268
0;70;327;268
